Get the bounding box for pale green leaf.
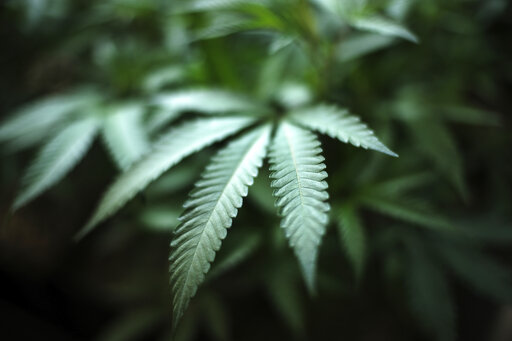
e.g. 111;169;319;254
193;14;254;40
337;33;396;62
351;15;418;43
80;116;255;237
169;125;271;326
290;105;398;156
146;110;181;134
139;206;181;231
269;122;330;291
142;66;185;92
153;89;262;115
312;0;367;17
13;117;100;210
387;0;416;20
176;0;265;13
0;89;100;151
102;103;150;171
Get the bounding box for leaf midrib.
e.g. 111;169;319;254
282;124;305;220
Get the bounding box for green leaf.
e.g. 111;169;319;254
312;0;366;17
440;105;500;126
80;116;255;237
364;172;433;198
290;105;398;156
169;125;271;326
0;89;100;152
360;196;453;231
336;33;396;62
13;117;100;210
102;103;150;171
408;119;467;198
405;237;456;341
337;204;366;279
265;262;306;336
176;0;265;13
387;0;416;20
201;293;231;341
269;122;330;292
97;308;162;341
437;243;512;302
146;110;181;134
153;89;263;115
351;15;419;43
193;14;255;41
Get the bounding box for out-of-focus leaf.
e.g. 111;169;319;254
0;89;100;152
405;235;456;341
153;89;263;115
207;232;261;282
266;262;306;336
143;66;186;92
351;15;418;43
201;293;231;341
146;110;182;134
139;206;181;231
361;196;453;231
337;204;366;279
102;102;150;170
387;0;416;20
337;33;396;62
408;119;468;199
14;117;100;210
276;82;312;109
97;308;162;341
81;116;256;237
366;173;433;197
175;0;266;13
440;105;500;126
193;14;255;41
437;242;512;302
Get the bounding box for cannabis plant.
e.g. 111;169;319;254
2;0;512;340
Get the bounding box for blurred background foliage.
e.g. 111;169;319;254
1;0;512;340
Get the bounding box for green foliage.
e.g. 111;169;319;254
1;0;511;340
14;117;100;210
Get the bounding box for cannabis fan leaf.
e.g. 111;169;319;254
80;116;255;237
291;105;398;157
170;125;271;325
269;123;329;292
